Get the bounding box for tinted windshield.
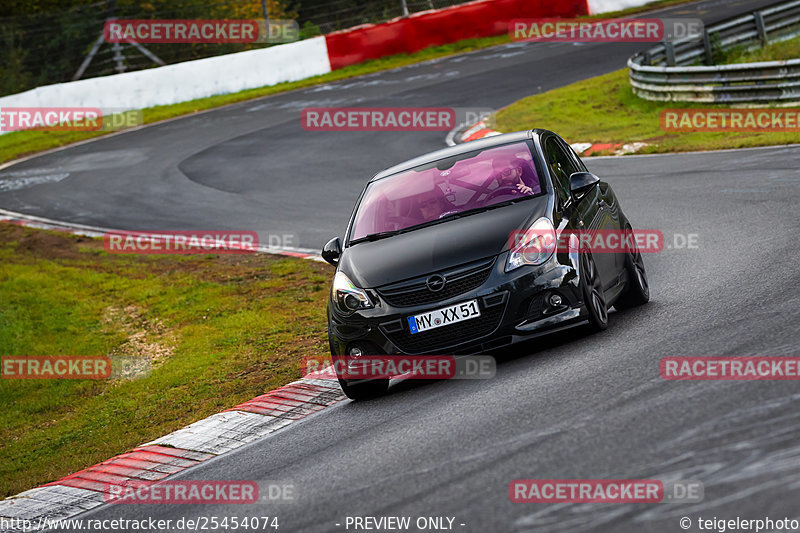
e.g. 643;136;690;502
350;141;542;242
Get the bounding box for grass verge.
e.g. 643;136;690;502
718;34;800;64
0;223;332;498
0;0;701;166
494;68;799;155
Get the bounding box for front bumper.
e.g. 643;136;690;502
328;252;588;356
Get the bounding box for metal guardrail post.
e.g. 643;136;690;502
753;11;769;44
664;42;676;66
702;30;713;64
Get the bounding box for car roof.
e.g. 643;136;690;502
370;129;550;181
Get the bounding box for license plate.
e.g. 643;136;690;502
408;299;481;334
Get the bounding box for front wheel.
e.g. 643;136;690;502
580;251;608;332
337;377;390;400
614;225;650;310
329;348;390;400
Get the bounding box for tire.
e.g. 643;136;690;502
327;330;390;400
337;376;390;401
614;224;650;310
580;251;609;332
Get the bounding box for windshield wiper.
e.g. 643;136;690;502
435;199;519;222
349;230;404;245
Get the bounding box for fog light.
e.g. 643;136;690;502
348;346;363;357
548;294;563;307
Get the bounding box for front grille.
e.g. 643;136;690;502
386;304;505;354
376;258;495;308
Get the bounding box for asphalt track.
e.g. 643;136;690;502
3;0;799;531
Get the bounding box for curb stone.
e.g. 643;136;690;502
446;119;648;156
0;375;344;531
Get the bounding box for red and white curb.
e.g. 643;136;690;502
570;141;650;156
0;208;325;262
458;120;505;143
0;373;344;529
446;119;648;156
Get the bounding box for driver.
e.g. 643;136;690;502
416;188;449;221
492;158;533;195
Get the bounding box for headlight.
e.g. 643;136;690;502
506;217;557;272
332;271;374;313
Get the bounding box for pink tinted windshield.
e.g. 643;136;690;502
350;141;541;241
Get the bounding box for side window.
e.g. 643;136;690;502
544;137;577;203
559;139;587;173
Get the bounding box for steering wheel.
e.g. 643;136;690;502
473;174;501;197
485;186;520;202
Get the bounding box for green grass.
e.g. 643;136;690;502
494;68;799;155
0;0;702;166
718;34;800;64
0;223;333;498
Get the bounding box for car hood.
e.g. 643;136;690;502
340;197;548;288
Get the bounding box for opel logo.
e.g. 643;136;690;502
426;274;446;292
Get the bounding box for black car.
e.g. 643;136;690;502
321;130;649;399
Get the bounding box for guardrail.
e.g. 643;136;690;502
628;0;800;103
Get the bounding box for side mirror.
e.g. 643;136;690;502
569;172;600;199
322;237;342;267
